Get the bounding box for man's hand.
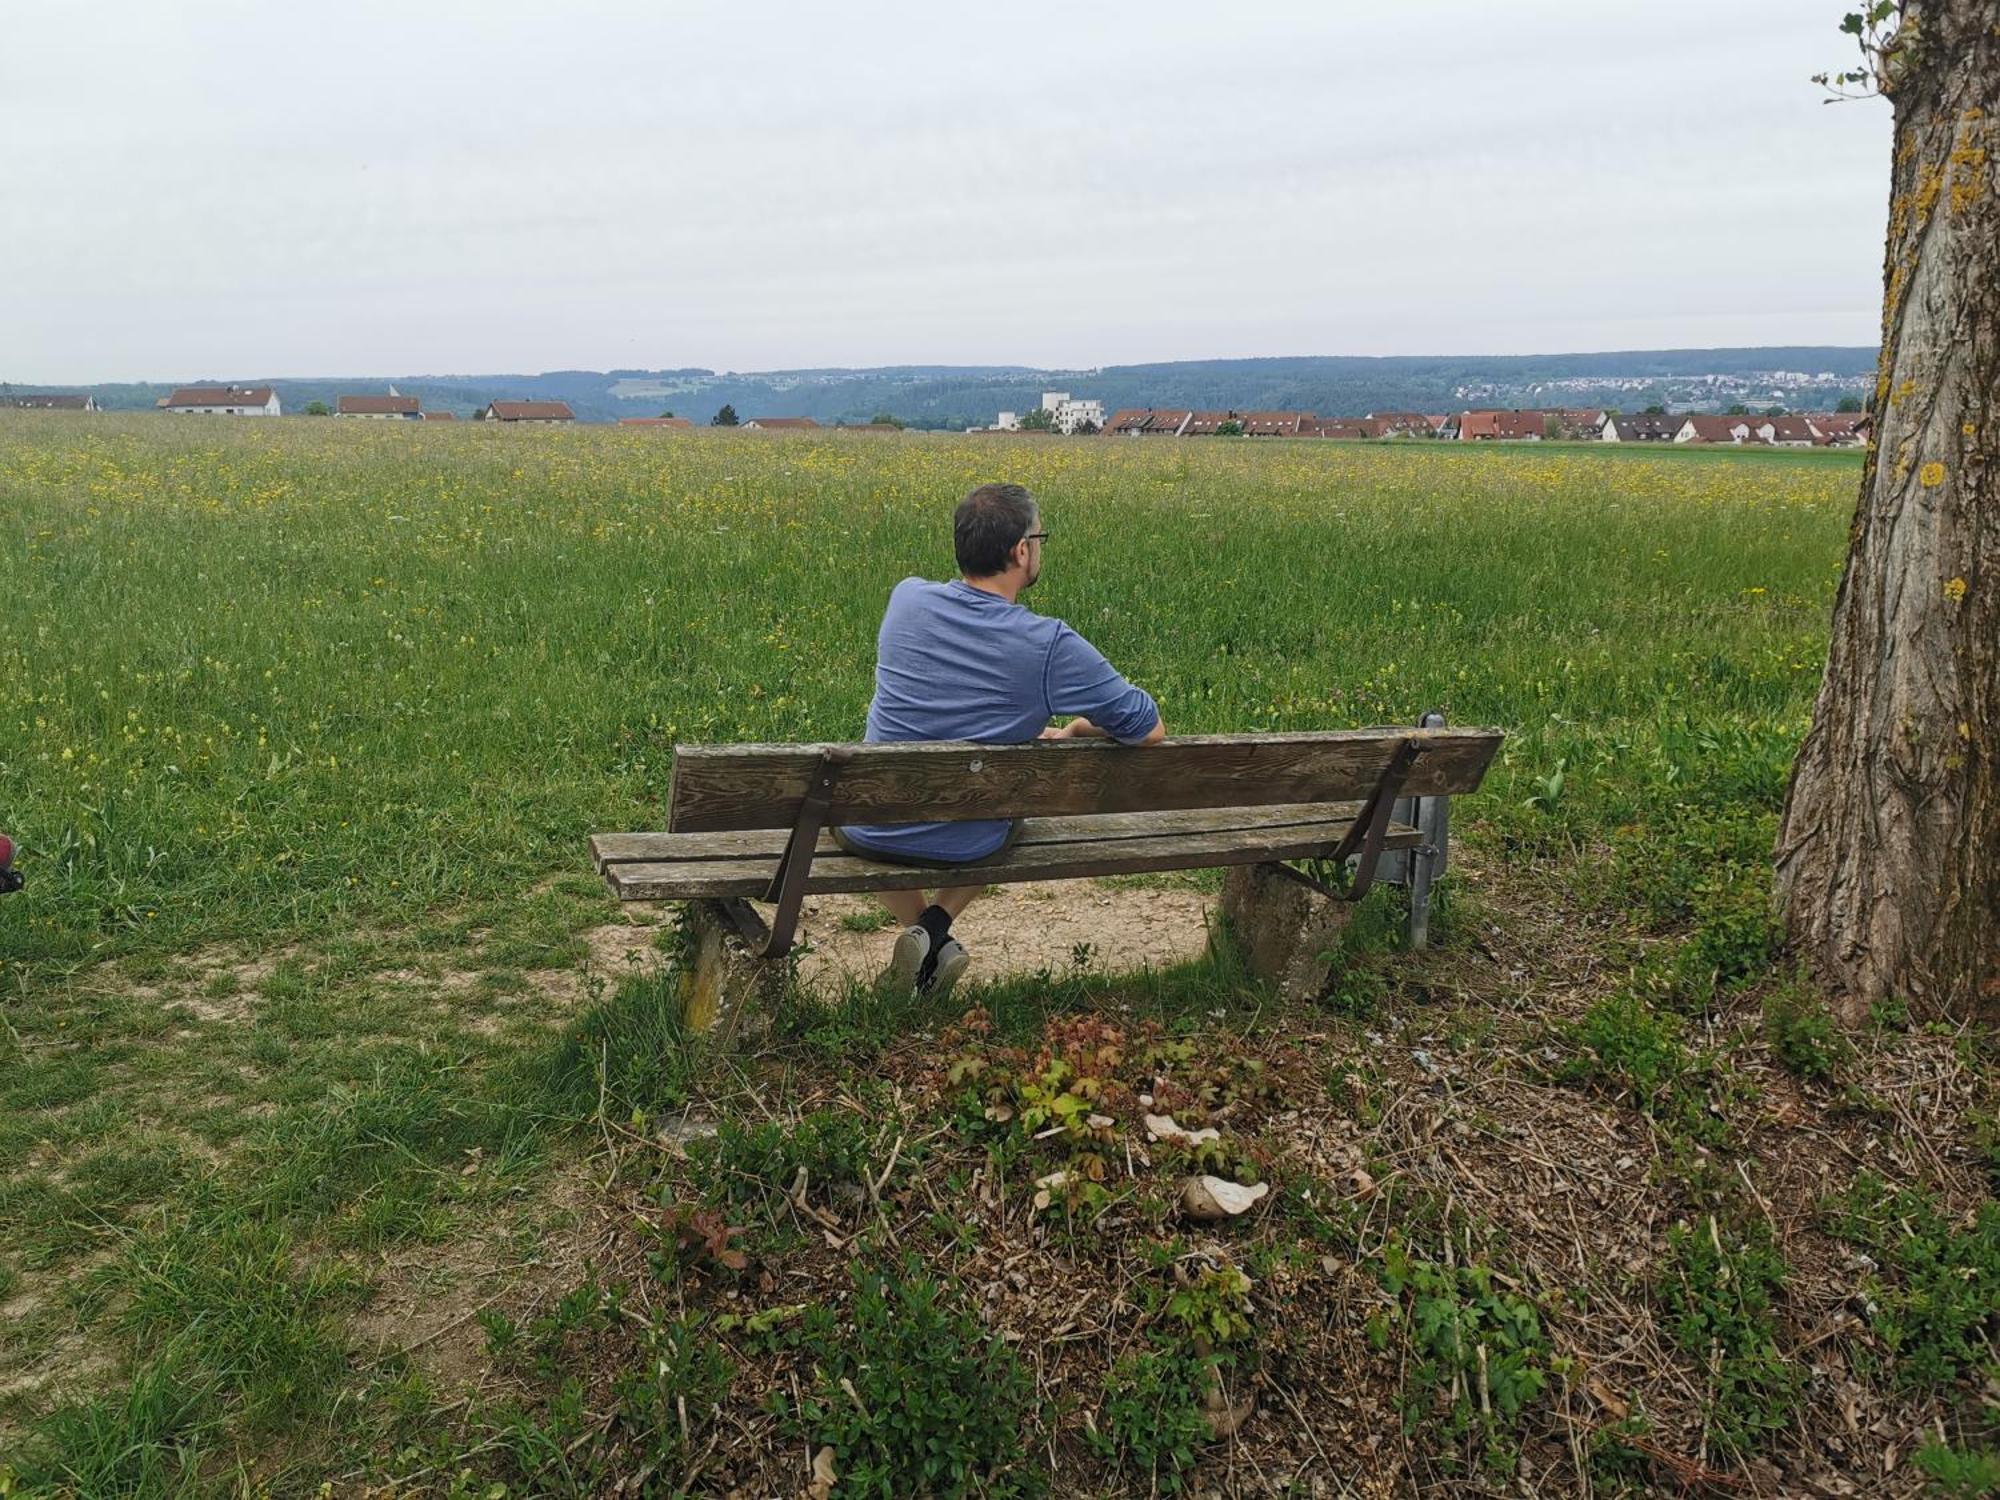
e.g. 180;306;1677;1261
1040;717;1103;741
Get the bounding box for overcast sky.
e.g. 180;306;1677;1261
1;1;1891;383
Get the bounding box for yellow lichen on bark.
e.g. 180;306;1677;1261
1915;161;1946;220
1920;461;1947;486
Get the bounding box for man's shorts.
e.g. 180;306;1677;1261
831;821;1023;868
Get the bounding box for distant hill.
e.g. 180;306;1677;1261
5;348;1878;427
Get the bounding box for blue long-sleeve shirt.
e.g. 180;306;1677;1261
840;578;1160;861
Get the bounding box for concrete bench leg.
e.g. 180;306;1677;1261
1215;862;1357;1003
678;898;786;1041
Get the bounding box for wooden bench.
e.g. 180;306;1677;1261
591;722;1502;1026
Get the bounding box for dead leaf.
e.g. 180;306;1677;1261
1586;1378;1628;1419
1146;1113;1221;1146
808;1444;837;1500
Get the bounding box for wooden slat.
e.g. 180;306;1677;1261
605;816;1421;900
665;728;1501;834
591;801;1369;872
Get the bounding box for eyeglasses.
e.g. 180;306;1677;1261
1022;530;1049;543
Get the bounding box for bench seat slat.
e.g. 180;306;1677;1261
590;801;1370;873
667;728;1501;834
604;813;1420;901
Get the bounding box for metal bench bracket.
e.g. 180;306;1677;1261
1326;737;1420;901
758;745;852;958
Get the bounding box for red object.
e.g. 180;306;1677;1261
0;834;12;866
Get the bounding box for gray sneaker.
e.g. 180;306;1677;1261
886;924;931;991
924;937;970;998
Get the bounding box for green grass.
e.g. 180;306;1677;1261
0;415;1851;976
0;415;1896;1490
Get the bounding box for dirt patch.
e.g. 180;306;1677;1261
348;1162;612;1392
795;880;1214;989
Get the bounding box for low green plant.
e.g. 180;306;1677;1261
1089;1343;1214;1493
1658;1218;1801;1456
795;1257;1045;1498
1832;1173;1999;1390
1762;980;1849;1081
1164;1259;1255;1347
1915;1440;2000;1498
1372;1238;1551;1475
1562;990;1726;1142
688;1108;883;1214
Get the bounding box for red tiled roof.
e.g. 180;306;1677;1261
1240;411;1311;436
1678;415;1755;443
1766;415;1817;443
337;394;419;416
1457;410;1545;440
619;416;692;428
1806;412;1868;439
1306;418;1381;440
165;385;275;408
485;400;573;421
9;393;91;409
422;411;458;421
744;416;819;429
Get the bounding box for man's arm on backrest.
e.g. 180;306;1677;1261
1044;624;1163;744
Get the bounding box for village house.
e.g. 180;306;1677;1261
741;416;819;430
1806;412;1869;446
1601;413;1681;443
1675;414;1761;445
1181;411;1242;436
1365;411;1433;438
335;393;421;419
163;385;281;417
1765;415;1818;447
1103;409;1192;437
618;416;693;429
479;400;573;424
1554;408;1609;439
1240;411;1314;437
421;411;458;422
7;393;96;411
1456;410;1546;441
1306;417;1385;440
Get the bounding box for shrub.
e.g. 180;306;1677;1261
796;1257;1045;1498
1832;1174;2000;1390
1658;1219;1801;1456
1089;1344;1214;1493
1762;982;1849;1081
1373;1239;1551;1475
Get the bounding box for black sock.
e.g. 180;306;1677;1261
916;904;953;945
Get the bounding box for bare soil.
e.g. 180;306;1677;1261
795;880;1215;990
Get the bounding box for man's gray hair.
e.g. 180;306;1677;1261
954;483;1037;577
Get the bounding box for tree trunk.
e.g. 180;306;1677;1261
1776;1;1999;1025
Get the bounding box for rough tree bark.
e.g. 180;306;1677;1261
1776;1;1998;1024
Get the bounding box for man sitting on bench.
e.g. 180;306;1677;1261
835;482;1166;996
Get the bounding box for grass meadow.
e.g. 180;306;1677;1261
2;416;1992;1496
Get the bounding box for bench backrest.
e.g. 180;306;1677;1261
665;727;1502;834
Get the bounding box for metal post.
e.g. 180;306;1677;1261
1408;710;1448;949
